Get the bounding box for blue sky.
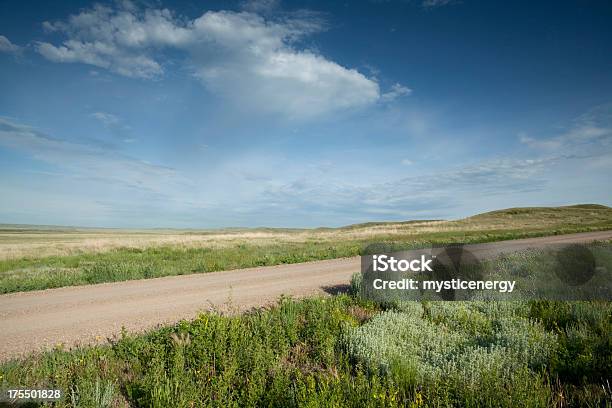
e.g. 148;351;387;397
0;0;611;228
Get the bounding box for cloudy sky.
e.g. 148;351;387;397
0;0;611;228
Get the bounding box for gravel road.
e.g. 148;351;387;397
1;230;611;361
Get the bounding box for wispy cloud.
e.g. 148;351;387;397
519;105;612;154
0;117;181;194
0;112;605;227
421;0;455;8
225;155;552;224
240;0;281;14
91;112;120;127
90;111;133;141
0;35;21;53
381;83;412;102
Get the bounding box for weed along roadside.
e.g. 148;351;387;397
1;295;610;406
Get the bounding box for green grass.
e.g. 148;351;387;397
2;205;612;293
1;295;610;407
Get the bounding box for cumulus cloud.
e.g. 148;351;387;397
36;4;191;78
190;11;379;118
36;3;399;119
0;35;21;53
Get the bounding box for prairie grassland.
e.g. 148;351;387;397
2;204;611;261
1;205;611;293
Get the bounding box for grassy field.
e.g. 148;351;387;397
1;204;612;294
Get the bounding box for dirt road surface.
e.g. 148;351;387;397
1;230;611;361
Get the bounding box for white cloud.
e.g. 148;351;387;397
189;11;380;118
36;3;401;119
0;35;21;53
381;83;412;102
37;40;163;78
422;0;454;8
91;112;120;127
37;4;192;78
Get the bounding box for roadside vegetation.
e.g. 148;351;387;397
1;205;612;293
1;295;610;407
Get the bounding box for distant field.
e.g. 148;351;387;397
1;204;611;293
